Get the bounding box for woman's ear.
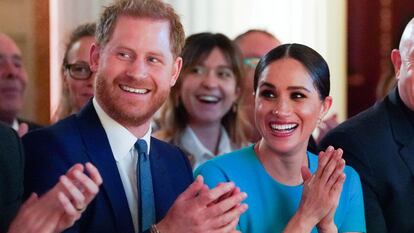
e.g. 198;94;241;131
319;96;333;119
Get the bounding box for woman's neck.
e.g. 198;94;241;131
255;141;309;186
189;122;222;155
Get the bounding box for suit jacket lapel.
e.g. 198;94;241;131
149;138;175;221
387;89;414;178
76;101;135;233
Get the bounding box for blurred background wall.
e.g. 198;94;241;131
0;0;413;125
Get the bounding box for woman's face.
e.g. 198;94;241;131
63;36;96;112
255;58;331;155
179;47;240;126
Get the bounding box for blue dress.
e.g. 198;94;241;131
195;145;366;233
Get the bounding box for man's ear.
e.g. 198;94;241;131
170;56;182;86
90;43;100;73
391;49;402;80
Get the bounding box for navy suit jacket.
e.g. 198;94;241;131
23;101;194;233
320;88;414;233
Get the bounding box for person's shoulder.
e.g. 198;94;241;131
0;122;17;138
200;146;254;170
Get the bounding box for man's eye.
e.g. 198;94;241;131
148;57;160;63
118;52;131;59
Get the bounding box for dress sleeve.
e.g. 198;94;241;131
339;167;366;233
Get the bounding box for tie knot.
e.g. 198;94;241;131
135;139;148;159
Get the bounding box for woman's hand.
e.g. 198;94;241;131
283;146;345;233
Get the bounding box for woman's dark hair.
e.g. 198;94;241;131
253;43;330;100
157;32;247;147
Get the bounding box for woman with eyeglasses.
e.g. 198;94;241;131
195;44;366;232
53;23;96;122
155;33;249;169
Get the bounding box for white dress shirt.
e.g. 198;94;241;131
178;126;234;170
93;98;151;233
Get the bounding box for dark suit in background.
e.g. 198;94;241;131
320;88;414;233
17;118;43;132
0;123;24;233
23;102;194;233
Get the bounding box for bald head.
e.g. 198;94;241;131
235;30;281;59
399;18;414;60
0;33;28;125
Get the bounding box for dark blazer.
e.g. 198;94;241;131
23;101;194;233
320;88;414;233
0;123;24;233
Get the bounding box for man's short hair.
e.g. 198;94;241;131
96;0;185;57
234;29;277;43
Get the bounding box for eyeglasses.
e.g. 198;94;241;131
65;62;93;80
243;57;260;69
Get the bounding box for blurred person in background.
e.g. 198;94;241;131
0;33;41;136
156;32;248;169
53;23;96;122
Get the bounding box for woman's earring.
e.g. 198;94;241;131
232;103;237;113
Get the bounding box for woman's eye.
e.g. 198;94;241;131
190;66;205;75
291;92;306;99
259;90;275;98
217;69;234;78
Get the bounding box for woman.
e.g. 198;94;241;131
195;44;366;232
156;33;248;169
53;23;96;122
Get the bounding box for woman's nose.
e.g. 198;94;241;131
201;69;219;88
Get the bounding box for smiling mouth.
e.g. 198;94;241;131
269;123;298;132
120;85;149;94
197;95;220;104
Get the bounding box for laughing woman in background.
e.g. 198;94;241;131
156;32;248;169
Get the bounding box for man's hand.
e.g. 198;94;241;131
8;163;102;233
156;175;248;233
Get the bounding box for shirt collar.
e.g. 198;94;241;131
396;87;414;129
93;98;151;162
11;118;19;131
180;126;233;158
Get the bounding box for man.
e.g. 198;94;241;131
0;122;102;233
0;33;41;136
320;18;414;233
234;30;281;143
23;1;247;233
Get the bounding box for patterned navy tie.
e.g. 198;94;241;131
135;139;155;232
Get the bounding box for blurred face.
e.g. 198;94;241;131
236;32;281;140
179;48;239;126
0;34;28;121
63;36;96;112
255;58;331;155
397;44;414;111
91;16;181;130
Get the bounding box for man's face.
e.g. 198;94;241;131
91;16;181;129
0;34;28;120
235;32;280;141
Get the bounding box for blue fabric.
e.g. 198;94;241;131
195;145;366;233
135;139;155;231
23;101;194;233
